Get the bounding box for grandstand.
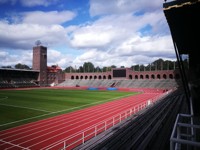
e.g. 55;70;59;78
0;68;39;88
59;79;180;90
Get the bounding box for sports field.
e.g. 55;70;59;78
0;88;137;131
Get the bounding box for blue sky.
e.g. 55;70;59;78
0;0;176;69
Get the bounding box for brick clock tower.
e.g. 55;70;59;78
32;45;47;86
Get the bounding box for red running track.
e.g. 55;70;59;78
0;92;162;150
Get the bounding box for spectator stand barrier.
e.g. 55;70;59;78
45;91;171;150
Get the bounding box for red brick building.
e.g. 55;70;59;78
65;68;180;80
32;45;64;86
32;46;47;86
32;46;180;86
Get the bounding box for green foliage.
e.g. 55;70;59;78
15;63;30;69
83;62;95;72
63;58;188;72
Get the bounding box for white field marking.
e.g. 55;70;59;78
15;97;134;150
4;100;123;149
0;139;30;150
0;93;133;127
2;94;134;137
2;94;135;139
0;103;51;113
0;95;124;139
0;102;113;138
1;94;138;148
0;96;8;101
6;94;159;149
35;96;149;150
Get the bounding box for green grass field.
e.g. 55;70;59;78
0;89;138;131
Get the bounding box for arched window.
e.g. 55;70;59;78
163;74;167;79
169;74;173;79
151;74;155;79
157;74;161;79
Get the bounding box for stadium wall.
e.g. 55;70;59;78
64;69;180;80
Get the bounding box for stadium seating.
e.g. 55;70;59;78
0;78;39;89
75;88;188;150
57;79;181;90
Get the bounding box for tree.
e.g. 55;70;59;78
140;64;145;71
83;62;95;72
95;66;102;72
78;66;84;73
111;65;117;69
64;66;74;73
132;65;140;71
102;67;107;72
15;63;30;69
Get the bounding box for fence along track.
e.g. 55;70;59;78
46;92;168;150
76;89;185;150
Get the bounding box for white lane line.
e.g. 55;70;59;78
1;94;143;149
0;139;30;150
3;95;140;148
0;94;135;142
0;103;51;113
1;95;133;141
22;101;132;149
0;94;133;127
0;96;8;101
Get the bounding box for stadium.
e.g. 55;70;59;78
0;0;200;150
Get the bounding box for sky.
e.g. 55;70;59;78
0;0;176;69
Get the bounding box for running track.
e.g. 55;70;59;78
0;92;163;150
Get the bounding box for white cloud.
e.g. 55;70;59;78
0;49;74;69
70;14;136;49
0;0;176;69
67;0;174;68
90;0;162;16
112;35;174;57
70;25;117;48
69;10;171;51
22;11;76;25
0;21;68;50
0;10;76;49
0;50;32;67
0;50;8;57
73;49;114;67
20;0;57;7
47;49;74;69
72;34;175;68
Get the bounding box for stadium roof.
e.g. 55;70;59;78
0;68;40;72
163;0;200;54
